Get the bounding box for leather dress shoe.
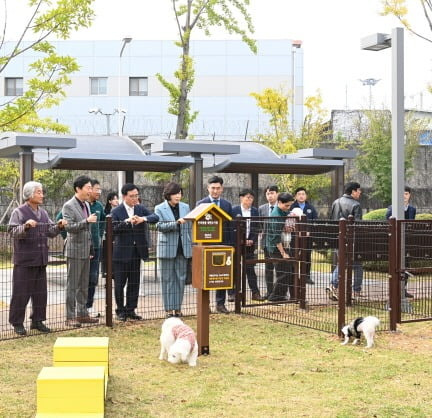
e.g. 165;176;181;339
174;310;182;317
405;291;414;298
30;321;50;333
127;312;142;320
77;315;99;324
65;319;81;328
13;324;27;336
251;292;266;301
216;304;229;314
227;294;235;302
305;278;315;285
116;313;127;321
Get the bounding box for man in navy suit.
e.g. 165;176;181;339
386;186;416;298
290;187;318;285
386;186;416;220
111;183;159;321
196;175;233;314
232;189;265;301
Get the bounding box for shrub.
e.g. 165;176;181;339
363;208;387;221
415;213;432;220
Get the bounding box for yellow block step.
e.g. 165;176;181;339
36;366;105;417
53;337;109;376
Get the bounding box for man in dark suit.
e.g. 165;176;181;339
386;186;416;298
258;185;279;298
232;189;265;301
111;183;159;321
196;175;233;314
290;187;318;285
386;186;416;220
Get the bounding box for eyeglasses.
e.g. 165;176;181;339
128;194;140;198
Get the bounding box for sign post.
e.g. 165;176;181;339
184;203;233;355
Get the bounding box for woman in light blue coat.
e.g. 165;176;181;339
155;182;192;317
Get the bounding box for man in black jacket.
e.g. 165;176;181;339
327;182;363;301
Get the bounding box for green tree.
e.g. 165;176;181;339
250;87;331;199
157;0;256;139
0;0;94;132
382;0;432;44
356;110;424;204
0;0;94;206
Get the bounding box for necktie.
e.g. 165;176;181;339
213;199;219;206
82;203;88;218
270;205;274;215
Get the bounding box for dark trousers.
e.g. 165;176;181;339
245;246;259;294
264;248;276;295
87;247;101;308
113;247;141;315
268;250;294;299
9;265;47;326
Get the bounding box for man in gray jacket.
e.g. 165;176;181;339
63;175;98;327
327;182;363;301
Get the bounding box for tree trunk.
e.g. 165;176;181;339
175;43;190;139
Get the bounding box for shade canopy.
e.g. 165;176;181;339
32;135;194;172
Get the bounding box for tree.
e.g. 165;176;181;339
0;0;95;132
356;110;424;204
157;0;256;139
250;87;332;199
382;0;432;44
0;0;94;208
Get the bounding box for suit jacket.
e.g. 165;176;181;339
154;200;192;259
232;205;259;244
62;196;92;259
196;196;233;245
290;201;318;220
111;203;159;262
258;203;274;250
386;204;416;220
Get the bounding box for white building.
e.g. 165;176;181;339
0;39;304;138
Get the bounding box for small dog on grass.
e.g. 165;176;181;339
341;316;380;348
159;317;198;367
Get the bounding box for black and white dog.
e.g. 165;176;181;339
341;316;380;348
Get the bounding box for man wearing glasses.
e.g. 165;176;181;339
111;183;158;321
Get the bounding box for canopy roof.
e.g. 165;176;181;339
32;135;194;172
143;137;344;175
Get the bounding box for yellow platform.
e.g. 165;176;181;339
53;337;109;376
36;366;105;417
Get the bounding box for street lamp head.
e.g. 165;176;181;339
360;33;391;51
88;107;101;114
122;37;132;44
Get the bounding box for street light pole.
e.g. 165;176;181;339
118;37;132;136
361;28;404;219
118;37;132;202
391;27;404;220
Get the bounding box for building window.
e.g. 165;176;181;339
90;77;107;95
5;78;23;96
129;77;148;96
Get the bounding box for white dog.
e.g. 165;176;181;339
159;317;198;367
341;316;380;348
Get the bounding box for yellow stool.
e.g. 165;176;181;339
53;337;109;396
36;366;105;417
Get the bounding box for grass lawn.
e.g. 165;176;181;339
1;315;432;417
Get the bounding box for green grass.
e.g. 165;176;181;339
1;316;432;417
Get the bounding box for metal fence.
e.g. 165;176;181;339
1;216;432;341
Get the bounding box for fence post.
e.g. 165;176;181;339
234;217;243;314
297;215;307;309
388;217;398;330
105;215;113;327
345;215;355;307
337;218;347;335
